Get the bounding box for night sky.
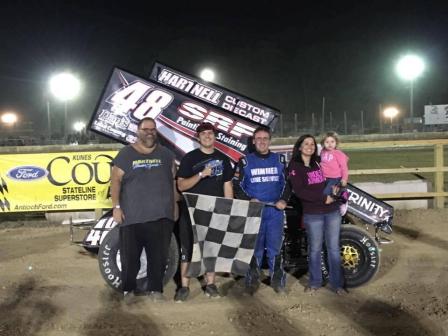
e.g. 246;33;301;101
2;1;448;133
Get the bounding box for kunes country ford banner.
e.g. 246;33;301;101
0;152;116;212
89;66;280;162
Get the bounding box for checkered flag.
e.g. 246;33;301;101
0;175;10;212
183;193;264;277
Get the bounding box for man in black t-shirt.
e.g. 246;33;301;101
175;122;234;301
111;117;176;302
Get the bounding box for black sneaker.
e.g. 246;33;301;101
174;287;190;302
244;278;260;296
148;291;166;302
134;289;149;296
123;291;140;305
273;286;287;296
243;284;257;296
204;284;220;298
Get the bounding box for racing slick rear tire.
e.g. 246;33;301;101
98;226;179;292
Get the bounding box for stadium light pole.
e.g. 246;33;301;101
395;54;425;127
199;68;215;82
49;72;81;139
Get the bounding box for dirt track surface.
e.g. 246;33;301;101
0;209;447;336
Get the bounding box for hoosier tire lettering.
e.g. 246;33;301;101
100;243;120;288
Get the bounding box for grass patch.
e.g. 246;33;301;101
346;147;448;185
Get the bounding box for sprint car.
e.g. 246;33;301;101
72;183;393;291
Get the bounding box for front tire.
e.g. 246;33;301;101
338;226;380;288
98;226;179;292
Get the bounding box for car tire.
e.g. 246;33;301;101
98;226;179;292
322;225;380;288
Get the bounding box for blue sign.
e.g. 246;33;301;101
7;166;48;181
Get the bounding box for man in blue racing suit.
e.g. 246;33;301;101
234;125;289;294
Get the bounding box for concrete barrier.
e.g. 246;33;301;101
45;211;97;225
354;180;431;209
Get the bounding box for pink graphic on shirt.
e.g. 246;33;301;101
320;149;349;181
307;170;325;185
321;152;333;162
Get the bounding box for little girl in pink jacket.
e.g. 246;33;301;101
320;132;349;214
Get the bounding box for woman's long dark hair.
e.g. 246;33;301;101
291;134;320;167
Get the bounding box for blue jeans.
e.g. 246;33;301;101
303;210;343;289
323;177;341;196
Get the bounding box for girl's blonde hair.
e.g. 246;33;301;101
320;131;340;148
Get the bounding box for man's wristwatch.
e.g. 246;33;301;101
114;205;121;209
199;172;203;178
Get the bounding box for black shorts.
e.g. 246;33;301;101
177;201;193;262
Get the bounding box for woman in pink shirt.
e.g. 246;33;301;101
320;132;349;214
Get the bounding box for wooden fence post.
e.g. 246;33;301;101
434;143;445;208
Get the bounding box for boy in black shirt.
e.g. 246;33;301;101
175;122;234;301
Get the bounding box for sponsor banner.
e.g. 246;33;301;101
149;63;280;128
0;151;115;212
90;68;263;162
346;183;393;226
424;104;448;125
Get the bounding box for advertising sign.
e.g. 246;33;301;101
89;67;279;162
0;151;115;212
424;104;448;125
149;62;280;128
346;183;393;226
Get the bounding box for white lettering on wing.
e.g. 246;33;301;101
348;190;390;218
